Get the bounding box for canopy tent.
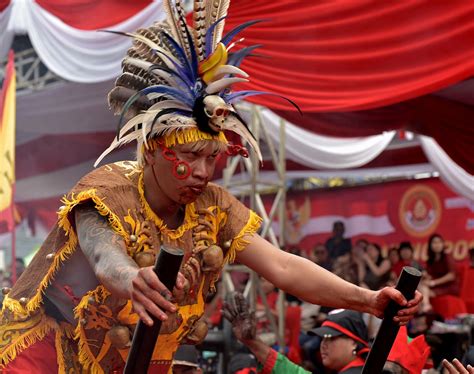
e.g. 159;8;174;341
1;0;473;234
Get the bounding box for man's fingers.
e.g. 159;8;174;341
406;291;423;308
175;272;185;290
134;270;176;313
222;301;238;318
397;304;419;318
387;288;407;307
443;358;469;374
222;308;234;322
235;293;247;314
132;303;154;326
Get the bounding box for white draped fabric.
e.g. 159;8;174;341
0;3;14;61
261;109;396;169
1;0;164;82
419;136;474;200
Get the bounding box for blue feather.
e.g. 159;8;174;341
161;31;195;82
141;85;194;108
176;14;199;81
148;64;195;97
205;17;227;58
226;90;302;115
227;44;262;67
152;49;193;84
221;20;265;47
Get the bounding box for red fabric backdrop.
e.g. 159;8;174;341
0;0;9;12
226;0;474;112
223;0;474;174
34;0;153;30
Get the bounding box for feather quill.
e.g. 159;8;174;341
205;0;230;49
163;0;187;54
193;0;207;60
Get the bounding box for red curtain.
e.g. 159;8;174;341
226;0;474;112
0;0;9;12
34;0;153;30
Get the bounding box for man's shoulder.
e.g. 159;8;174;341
75;161;140;191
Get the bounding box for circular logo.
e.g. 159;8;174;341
399;185;442;238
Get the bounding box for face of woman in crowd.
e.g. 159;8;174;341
320;336;357;371
388;249;400;264
399;247;412;261
430;236;444;253
366;244;379;261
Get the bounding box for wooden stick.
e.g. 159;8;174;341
124;245;184;374
361;267;422;374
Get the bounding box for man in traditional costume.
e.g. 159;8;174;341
0;1;422;373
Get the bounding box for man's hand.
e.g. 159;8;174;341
443;358;474;373
130;269;185;326
222;292;256;343
369;287;423;325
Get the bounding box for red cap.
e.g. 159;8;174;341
387;326;430;374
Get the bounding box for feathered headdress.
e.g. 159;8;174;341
95;0;298;167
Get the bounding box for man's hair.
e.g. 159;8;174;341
138;137;227;167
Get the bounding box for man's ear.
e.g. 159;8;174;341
144;148;156;165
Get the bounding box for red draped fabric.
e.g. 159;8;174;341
0;0;9;12
226;0;474;112
34;0;153;30
223;0;474;173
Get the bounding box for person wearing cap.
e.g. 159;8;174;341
172;345;202;374
309;309;369;373
0;1;422;373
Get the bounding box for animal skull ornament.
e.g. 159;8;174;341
203;95;233;132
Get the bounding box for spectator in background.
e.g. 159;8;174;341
392;241;424;279
333;253;360;285
326;221;352;260
387;247;400;269
310;243;332;271
309;309;369;373
425;234;460;297
172;345;202;374
357;242;391;290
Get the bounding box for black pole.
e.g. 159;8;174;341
361;266;422;374
124;245;184;374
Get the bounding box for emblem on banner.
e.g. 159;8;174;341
399;185;442;238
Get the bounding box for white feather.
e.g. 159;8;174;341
205;77;249;94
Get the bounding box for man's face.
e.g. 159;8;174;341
333;222;345;238
320;336;357;371
146;141;220;205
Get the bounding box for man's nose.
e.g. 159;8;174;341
192;159;209;180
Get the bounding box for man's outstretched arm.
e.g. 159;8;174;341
75;204;180;325
236;234;422;324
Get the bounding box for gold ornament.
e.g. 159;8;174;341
107;325;131;349
202;245;224;273
134;251;156;267
176;164;187;176
46;253;55;261
19;297;28;306
2;287;11;295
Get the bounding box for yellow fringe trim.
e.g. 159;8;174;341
147;128;227;149
225;210;262;264
138;172;198;240
2;189;130;320
73;285;111;374
55;329;65;374
0;314;58;367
